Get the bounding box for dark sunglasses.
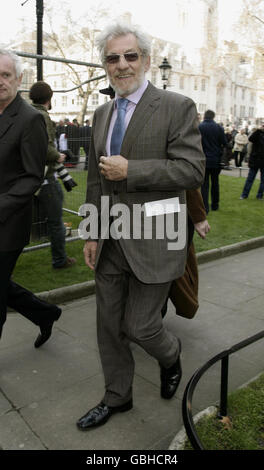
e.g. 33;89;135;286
104;52;141;64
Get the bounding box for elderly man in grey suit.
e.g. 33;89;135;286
77;23;205;430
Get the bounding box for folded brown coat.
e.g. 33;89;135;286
168;189;206;319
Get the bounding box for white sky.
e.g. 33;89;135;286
0;0;244;45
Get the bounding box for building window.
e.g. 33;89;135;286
179;11;188;27
179;76;184;89
194;78;198;90
201;78;206;91
234;105;237;117
92;94;99;106
242;88;245;100
240;105;245;118
250;92;255;103
198;103;206;113
249;107;254;118
181;56;186;70
62;96;67;107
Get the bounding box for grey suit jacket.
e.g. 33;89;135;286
0;94;48;251
85;82;205;283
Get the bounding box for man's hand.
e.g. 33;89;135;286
83;241;98;270
194;219;211;239
99;155;128;181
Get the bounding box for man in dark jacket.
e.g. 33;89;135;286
0;50;61;346
240;125;264;199
199;110;227;213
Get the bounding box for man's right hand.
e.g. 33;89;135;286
83;241;98;270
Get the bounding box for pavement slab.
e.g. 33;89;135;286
0;246;263;450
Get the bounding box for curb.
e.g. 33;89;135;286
168;406;217;450
36;236;264;304
196;235;264;264
37;280;96;305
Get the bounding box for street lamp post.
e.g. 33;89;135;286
36;0;44;81
159;57;172;90
22;0;43;80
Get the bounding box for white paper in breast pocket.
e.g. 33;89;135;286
144;197;180;217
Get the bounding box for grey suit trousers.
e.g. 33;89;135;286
95;238;180;407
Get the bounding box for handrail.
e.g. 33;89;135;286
13;51;104;69
182;329;264;450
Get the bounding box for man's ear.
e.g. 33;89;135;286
18;73;23;87
144;56;151;73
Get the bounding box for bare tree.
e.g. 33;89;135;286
45;4;108;124
235;0;264;49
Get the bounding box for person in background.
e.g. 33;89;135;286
65;119;80;166
81;119;91;170
221;126;233;170
233;128;248;168
240;125;264;200
199;109;227;213
29;81;77;269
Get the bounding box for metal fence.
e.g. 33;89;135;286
29;157;88;251
182;329;264;450
14;50;103;251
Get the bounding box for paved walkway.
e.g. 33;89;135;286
0;247;263;450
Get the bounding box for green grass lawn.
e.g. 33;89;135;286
13;174;264;293
184;374;264;450
194;174;264;253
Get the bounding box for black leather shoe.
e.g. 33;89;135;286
160;341;182;399
76;400;133;430
34;323;54;348
34;308;61;348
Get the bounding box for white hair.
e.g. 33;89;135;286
96;22;151;64
0;49;22;78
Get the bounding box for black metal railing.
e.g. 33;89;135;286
182;329;264;450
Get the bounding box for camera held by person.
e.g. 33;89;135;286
54;162;78;192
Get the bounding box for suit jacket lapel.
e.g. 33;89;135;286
121;83;161;156
0;115;13;138
100;100;114;156
0;94;21;139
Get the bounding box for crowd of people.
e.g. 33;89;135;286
55;118;91;169
198;110;264;212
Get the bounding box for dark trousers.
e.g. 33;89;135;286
234;151;245;167
241;167;264;199
0;250;61;337
38;180;67;268
84;146;90;171
201;168;221;213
